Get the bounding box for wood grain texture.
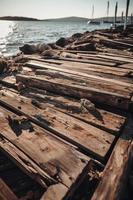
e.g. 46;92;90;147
16;74;131;110
91;139;133;200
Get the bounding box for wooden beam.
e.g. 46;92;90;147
0;106;91;189
91;139;133;200
0;88;126;135
16;74;131;110
26;60;133;88
0;137;54;188
0;92;115;161
40;184;68;200
21;87;126;134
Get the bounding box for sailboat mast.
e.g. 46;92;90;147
92;5;94;19
114;1;118;28
107;1;110;21
124;0;130;30
121;11;124;23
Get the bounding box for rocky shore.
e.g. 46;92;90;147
19;25;133;54
1;24;133;75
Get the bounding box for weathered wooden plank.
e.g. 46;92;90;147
26;54;117;67
0;89;126;135
40;184;68;200
34;68;133;94
26;60;133;87
76;53;125;65
58;56;117;67
100;38;133;50
91;139;133;200
0;178;19;200
35;69;133;91
120;63;133;70
23;87;126;134
0;91;115;161
0;106;91;189
97;54;133;64
16;74;131;110
0;137;54;188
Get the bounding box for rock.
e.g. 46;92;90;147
71;33;83;39
80;99;96;113
0;59;8;74
36;43;52;53
56;37;69;47
19;44;37;54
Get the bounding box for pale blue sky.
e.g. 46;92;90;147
0;0;133;19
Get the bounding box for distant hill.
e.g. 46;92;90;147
0;16;131;23
0;16;39;21
42;16;89;22
42;16;132;23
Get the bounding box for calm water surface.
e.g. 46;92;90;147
0;20;111;56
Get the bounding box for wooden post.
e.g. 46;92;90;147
114;2;118;28
131;13;133;24
124;0;130;30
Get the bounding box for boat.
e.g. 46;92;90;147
87;5;101;25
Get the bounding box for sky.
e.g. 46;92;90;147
0;0;133;19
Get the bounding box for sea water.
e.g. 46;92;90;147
0;20;111;56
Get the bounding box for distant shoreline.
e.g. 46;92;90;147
0;16;131;22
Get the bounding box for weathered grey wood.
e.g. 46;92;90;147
100;38;133;49
97;54;133;64
26;60;133;88
0;137;54;188
58;56;117;67
0;106;91;189
16;74;131;110
34;68;133;94
22;87;126;134
120;63;133;70
40;184;68;200
76;53;125;65
91;139;133;200
0;88;126;135
0;178;19;200
0;91;115;161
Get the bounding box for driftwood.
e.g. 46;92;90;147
40;184;68;200
0;105;92;199
91;139;133;200
0;137;54;188
57;56;117;67
21;87;126;134
26;60;133;87
100;38;133;50
16;74;131;110
0;91;115;161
